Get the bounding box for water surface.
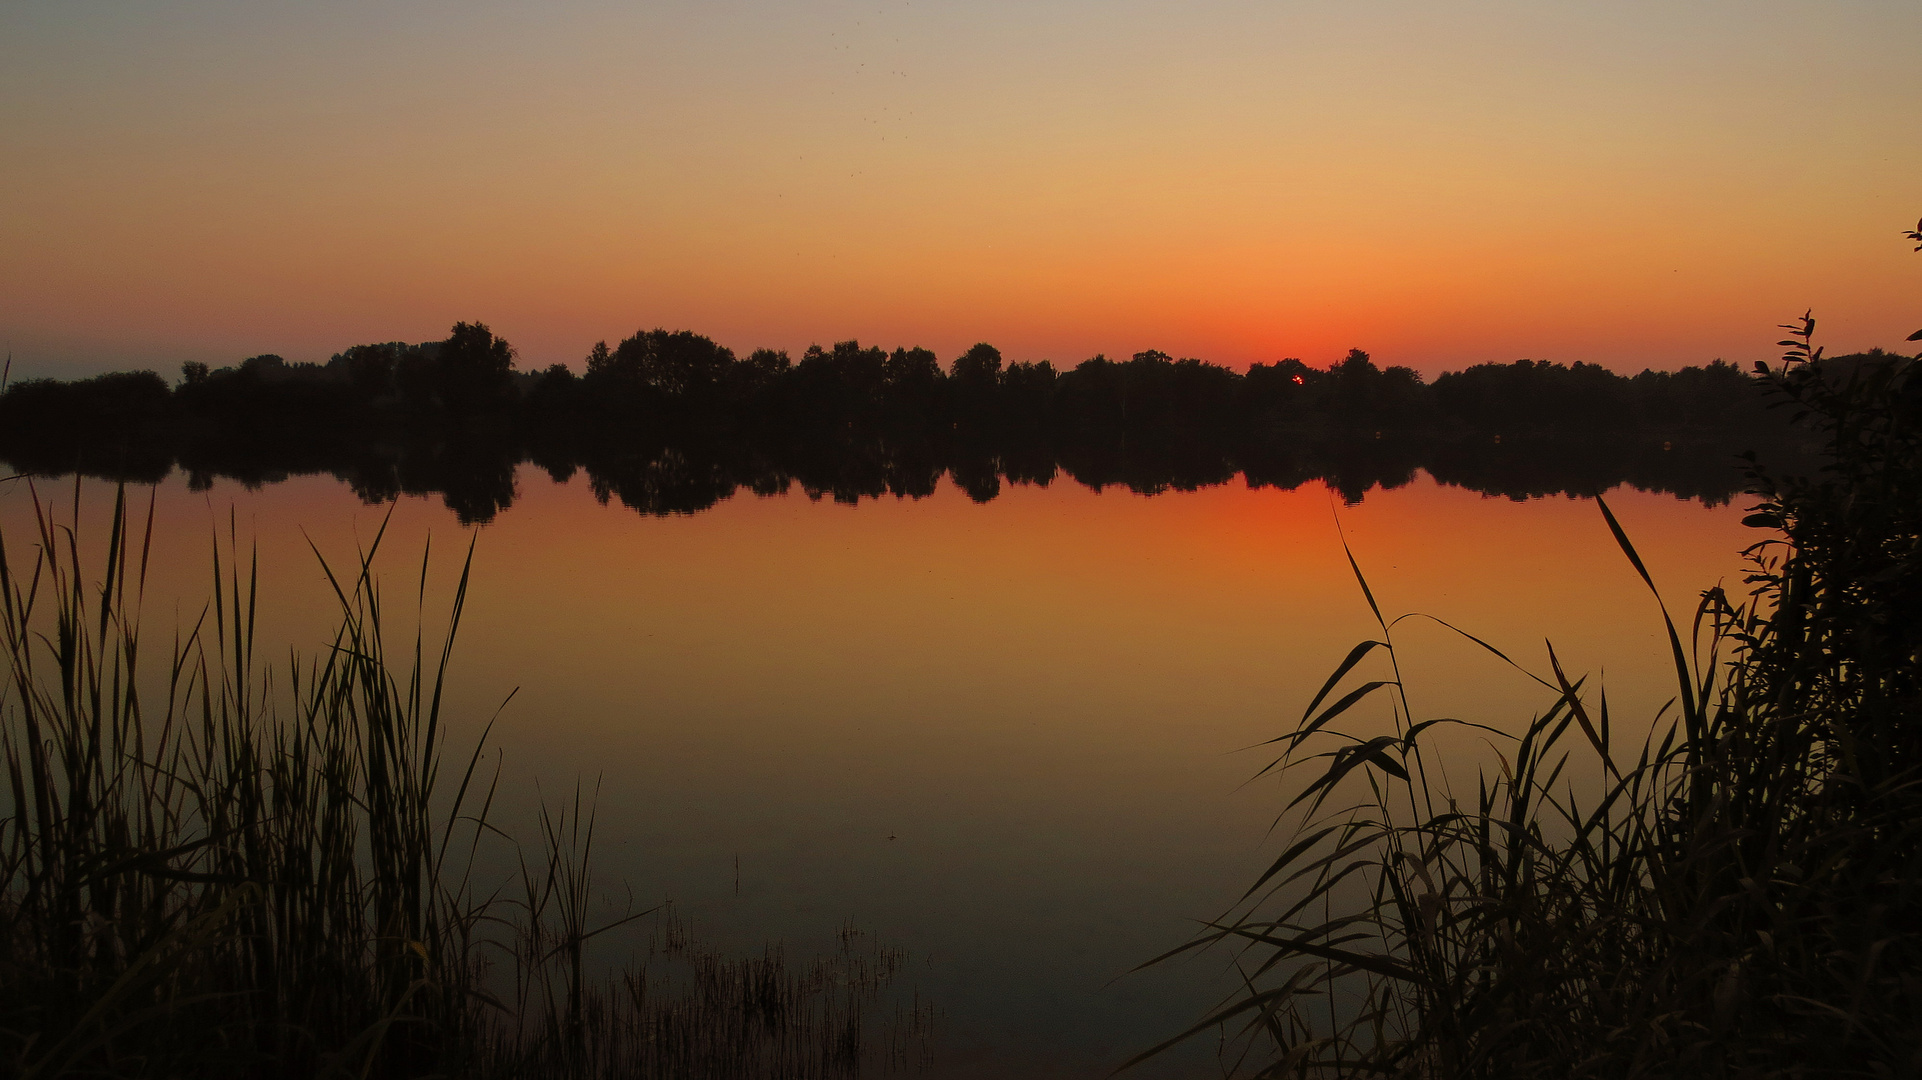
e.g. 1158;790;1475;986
0;467;1755;1076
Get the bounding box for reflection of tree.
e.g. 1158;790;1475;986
947;442;1002;503
584;443;743;517
398;437;521;525
5;421;1771;520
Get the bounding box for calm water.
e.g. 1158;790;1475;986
0;468;1755;1077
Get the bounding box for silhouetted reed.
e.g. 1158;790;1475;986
1138;315;1920;1073
0;484;928;1078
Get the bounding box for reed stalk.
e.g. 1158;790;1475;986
0;482;929;1079
1140;312;1920;1077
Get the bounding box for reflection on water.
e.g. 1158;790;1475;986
1;425;1778;526
0;467;1757;1077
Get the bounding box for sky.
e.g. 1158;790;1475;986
2;0;1917;380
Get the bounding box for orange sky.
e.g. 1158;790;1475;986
2;1;1917;380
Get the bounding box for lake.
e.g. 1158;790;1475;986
0;465;1756;1077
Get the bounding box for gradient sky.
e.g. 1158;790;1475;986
3;0;1917;380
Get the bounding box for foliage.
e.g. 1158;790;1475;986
1;316;1813;523
437;322;518;414
3;323;1794;458
1137;228;1922;1076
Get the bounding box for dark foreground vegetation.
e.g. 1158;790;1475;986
1144;237;1922;1074
0;497;932;1078
0;328;1831;519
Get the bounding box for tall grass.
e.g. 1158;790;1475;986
0;483;929;1078
1142;321;1920;1075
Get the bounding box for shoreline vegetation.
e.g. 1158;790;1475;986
1;335;1879;521
0;492;933;1078
1138;270;1922;1068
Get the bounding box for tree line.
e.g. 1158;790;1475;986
0;322;1845;521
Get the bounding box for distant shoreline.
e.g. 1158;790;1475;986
4;324;1879;520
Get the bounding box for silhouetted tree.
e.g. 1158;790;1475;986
1240;357;1317;426
884;346;944;419
435;322;517;414
948;342;1003;422
333;343;403;401
1001;360;1058;427
589;329;734;401
737;347;791;394
395;342;442;411
1434;358;1624;435
950;342;1003;384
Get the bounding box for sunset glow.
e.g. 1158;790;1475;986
3;1;1917;379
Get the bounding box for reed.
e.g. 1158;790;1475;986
1141;331;1920;1076
0;483;928;1079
